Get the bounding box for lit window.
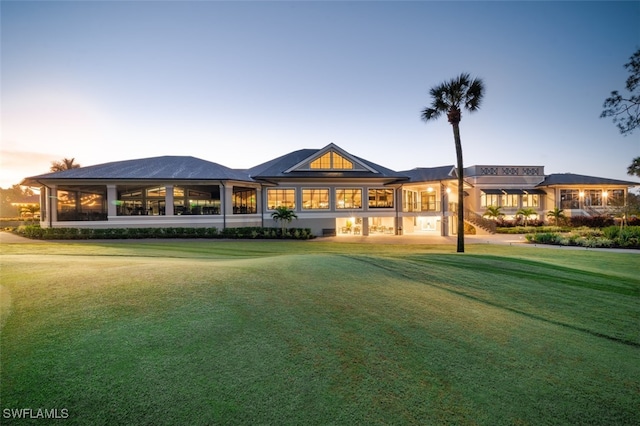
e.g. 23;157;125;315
310;152;353;170
336;188;362;209
302;189;329;209
368;188;394;208
267;189;296;210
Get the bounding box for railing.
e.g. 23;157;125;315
463;209;497;234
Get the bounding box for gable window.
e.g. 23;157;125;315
267;189;295;210
336;188;362;209
302;188;329;209
368;188;394;208
310;151;353;170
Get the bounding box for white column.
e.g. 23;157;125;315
224;184;234;215
107;185;118;217
49;185;58;224
165;185;174;216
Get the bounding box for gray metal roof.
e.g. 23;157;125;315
400;166;456;182
23;156;253;183
537;173;638;187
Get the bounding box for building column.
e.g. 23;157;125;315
165;185;174;216
440;183;448;236
107;185;118;217
224;184;234;216
49;185;58;225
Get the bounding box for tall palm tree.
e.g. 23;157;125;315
422;73;485;252
50;158;81;172
271;206;298;237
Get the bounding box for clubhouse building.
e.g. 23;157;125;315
22;143;638;237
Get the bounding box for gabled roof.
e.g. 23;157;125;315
537;173;638;187
400;165;456;182
248;143;407;180
23;156;253;183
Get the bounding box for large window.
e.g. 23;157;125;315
480;193;500;207
233;188;257;214
607;189;624;206
302;189;329;210
420;191;436;211
560;190;580;209
118;185;220;215
501;194;518;208
368;188;394;208
336;188;362;209
403;190;418;212
267;189;295;210
57;190;106;221
583;190;602;207
310;152;353;170
522;194;539;207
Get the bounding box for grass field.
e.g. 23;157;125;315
1;240;639;425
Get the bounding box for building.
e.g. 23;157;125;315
22;143;638;237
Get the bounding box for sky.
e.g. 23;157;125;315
1;0;639;189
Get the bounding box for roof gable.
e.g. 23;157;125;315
284;143;377;173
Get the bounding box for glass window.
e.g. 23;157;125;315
481;193;500;207
336;188;362;209
501;194;518;207
146;187;166;197
267;189;295;210
368;188;394;208
420;191;436;211
583;190;602;207
233;188;257;214
302;189;329;209
607;189;624;206
310;152;353;170
560;190;580;209
522;194;539;207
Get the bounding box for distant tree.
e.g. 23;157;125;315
516;207;537;226
50;158;81;172
421;73;485;253
628;156;640;177
601;48;640;135
546;207;566;227
271;206;298;237
483;206;504;221
0;185;35;218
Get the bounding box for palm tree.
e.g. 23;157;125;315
546;207;565;227
271;206;298;237
422;73;485;253
483;205;504;221
516;207;537;226
50;158;81;172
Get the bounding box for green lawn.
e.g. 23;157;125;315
1;240;639;425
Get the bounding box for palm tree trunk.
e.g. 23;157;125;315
452;122;465;253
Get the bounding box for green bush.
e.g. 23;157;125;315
525;226;640;249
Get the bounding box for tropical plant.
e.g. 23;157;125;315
50;158;81;172
421;73;485;253
516;207;537;226
270;206;298;236
628;157;640;177
483;206;505;221
546;207;566;226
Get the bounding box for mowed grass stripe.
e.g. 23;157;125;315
1;245;639;425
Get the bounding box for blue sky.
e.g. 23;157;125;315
1;1;639;188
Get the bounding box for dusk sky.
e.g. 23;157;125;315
1;1;639;189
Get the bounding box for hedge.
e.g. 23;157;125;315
525;226;640;249
13;225;315;240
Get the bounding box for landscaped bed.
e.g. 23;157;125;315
1;241;638;424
